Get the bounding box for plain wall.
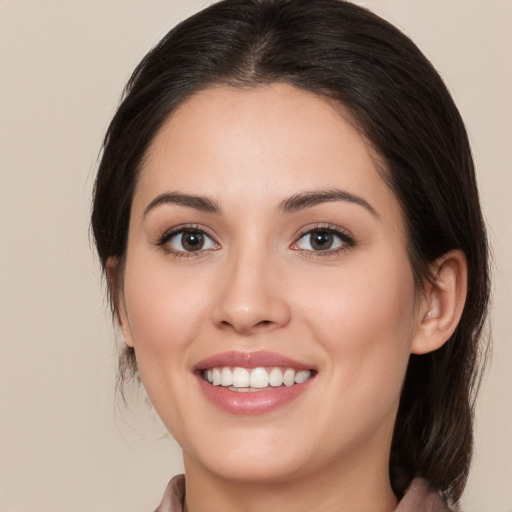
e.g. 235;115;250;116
0;1;510;511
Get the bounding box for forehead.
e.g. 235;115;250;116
135;83;401;226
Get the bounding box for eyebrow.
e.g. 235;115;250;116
144;192;221;216
278;188;379;217
143;188;378;218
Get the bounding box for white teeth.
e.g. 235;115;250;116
283;368;295;387
269;367;283;387
204;366;313;389
212;367;221;386
295;370;311;384
221;367;233;386
250;367;269;388
232;367;250;387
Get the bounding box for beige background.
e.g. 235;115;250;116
0;1;510;511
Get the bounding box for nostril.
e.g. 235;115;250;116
218;318;275;334
212;293;291;334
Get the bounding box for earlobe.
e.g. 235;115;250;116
411;250;468;355
106;257;135;348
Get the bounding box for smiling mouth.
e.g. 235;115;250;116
201;366;315;392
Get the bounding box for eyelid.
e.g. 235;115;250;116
157;224;220;255
155;222;355;257
290;223;356;254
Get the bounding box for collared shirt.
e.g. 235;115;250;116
154;474;455;512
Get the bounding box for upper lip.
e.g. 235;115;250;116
193;351;314;371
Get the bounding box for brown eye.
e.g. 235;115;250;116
293;228;352;253
165;229;218;253
309;231;334;250
181;231;205;251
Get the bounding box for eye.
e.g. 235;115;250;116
162;228;219;254
292;227;354;253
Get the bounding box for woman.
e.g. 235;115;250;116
91;0;490;510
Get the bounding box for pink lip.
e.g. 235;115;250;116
196;375;314;415
193;350;313;371
193;351;316;416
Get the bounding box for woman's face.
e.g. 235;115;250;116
119;84;425;484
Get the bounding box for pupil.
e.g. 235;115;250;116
182;231;204;251
311;231;333;250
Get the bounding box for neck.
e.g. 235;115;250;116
182;451;398;512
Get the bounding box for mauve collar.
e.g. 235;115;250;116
154;474;456;512
154;474;185;512
395;478;456;512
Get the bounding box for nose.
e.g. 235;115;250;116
211;250;291;335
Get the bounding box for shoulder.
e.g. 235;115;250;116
395;478;460;512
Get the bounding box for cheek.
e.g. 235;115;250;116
300;255;415;329
122;255;212;363
295;253;416;396
120;255;215;436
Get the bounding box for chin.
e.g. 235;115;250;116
198;451;315;485
180;424;321;484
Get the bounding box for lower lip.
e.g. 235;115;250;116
196;374;314;415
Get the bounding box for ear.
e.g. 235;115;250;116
411;250;468;355
106;257;135;348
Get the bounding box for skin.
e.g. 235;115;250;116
115;84;467;512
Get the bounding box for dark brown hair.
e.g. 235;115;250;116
91;0;490;503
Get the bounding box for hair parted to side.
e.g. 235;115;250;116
91;0;490;503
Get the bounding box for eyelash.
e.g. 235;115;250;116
156;223;356;258
292;224;356;257
157;224;219;258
